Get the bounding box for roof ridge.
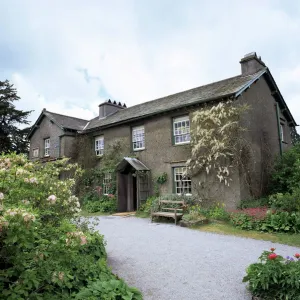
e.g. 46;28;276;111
45;110;89;122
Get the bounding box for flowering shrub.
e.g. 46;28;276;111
230;208;300;233
0;153;141;299
243;248;300;299
187;101;249;186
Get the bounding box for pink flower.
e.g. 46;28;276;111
295;253;300;259
270;247;276;252
80;235;87;245
47;195;57;204
107;194;114;198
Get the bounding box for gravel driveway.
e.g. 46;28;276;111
94;216;300;300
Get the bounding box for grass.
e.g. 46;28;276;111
196;221;300;247
80;210;112;217
135;211;150;218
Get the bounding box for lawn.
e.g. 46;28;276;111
196;221;300;248
80;210;112;217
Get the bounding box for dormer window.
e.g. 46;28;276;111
95;136;104;156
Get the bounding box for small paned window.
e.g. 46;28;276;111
95;136;104;156
33;148;39;158
103;173;112;195
44;139;50;156
173;116;190;145
132;126;145;151
173;167;192;195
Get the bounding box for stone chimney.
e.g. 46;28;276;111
240;52;266;75
99;99;126;119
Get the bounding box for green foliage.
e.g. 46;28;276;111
230;209;300;233
243;249;300;300
0;80;32;154
238;197;270;209
84;196;117;213
269;189;300;213
76;279;143;300
0;153;140;299
269;143;300;194
139;196;157;214
153;172;168;196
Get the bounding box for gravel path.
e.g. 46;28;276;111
94;216;300;300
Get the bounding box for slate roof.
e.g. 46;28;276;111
44;111;88;131
27;110;88;138
85;68;266;131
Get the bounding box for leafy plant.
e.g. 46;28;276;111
243;248;300;300
84;196;117;213
269;143;300;194
269;189;300;212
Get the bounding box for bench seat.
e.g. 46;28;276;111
151;198;185;225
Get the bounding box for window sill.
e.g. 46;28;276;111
133;148;145;152
173;142;190;146
44;155;50;157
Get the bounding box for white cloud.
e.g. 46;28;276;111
2;0;300;127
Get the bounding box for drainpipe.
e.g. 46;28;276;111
275;102;283;157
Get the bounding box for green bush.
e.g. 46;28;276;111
139;196;157;214
238;197;269;209
85;198;117;213
269;189;300;212
0;153;139;299
243;248;300;300
269;143;300;194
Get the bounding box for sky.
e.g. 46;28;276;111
1;0;300;126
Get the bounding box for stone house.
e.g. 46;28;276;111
28;52;297;210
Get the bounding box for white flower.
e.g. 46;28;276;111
47;195;57;204
0;192;4;200
29;177;38;184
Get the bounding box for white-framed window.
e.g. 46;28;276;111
44;138;50;156
132;126;145;151
173;167;192;195
280;124;284;142
95;136;104;156
173;116;190;145
103;173;112;195
33;148;39;158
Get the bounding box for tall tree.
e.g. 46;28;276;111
0;80;32;154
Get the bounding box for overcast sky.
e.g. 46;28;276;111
1;0;300;126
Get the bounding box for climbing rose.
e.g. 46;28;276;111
0;192;4;200
295;253;300;259
47;195;57;204
270;247;276;252
268;253;277;260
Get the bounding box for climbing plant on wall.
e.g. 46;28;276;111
187;101;250;186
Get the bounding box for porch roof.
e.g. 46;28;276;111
117;157;150;172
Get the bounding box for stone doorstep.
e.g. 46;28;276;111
112;211;136;217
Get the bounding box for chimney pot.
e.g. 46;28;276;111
98;99;126;119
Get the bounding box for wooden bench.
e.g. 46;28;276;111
151;200;185;225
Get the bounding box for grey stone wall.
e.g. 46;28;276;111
29;117;64;160
238;75;293;200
